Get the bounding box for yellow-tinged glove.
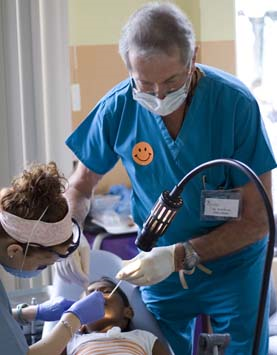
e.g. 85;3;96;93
54;232;90;288
116;245;176;286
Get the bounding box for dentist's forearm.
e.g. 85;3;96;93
64;161;102;226
189;172;271;263
174;172;272;267
12;305;37;323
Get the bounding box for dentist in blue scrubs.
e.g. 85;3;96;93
0;162;104;355
61;2;277;354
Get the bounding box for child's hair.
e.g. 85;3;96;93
0;161;68;221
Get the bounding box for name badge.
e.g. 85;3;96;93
201;190;241;221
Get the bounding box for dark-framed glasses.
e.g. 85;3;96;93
131;65;193;95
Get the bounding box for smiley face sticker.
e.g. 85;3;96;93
132;141;154;166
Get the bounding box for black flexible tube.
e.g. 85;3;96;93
170;158;275;355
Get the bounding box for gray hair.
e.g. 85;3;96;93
119;1;196;69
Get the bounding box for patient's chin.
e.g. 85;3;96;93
79;325;89;334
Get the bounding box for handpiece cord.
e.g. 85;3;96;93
135;158;275;354
170;158;275;355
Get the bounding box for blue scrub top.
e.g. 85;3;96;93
67;64;276;355
0;278;28;354
66;64;277;260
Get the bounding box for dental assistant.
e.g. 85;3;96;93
62;2;276;355
0;162;105;355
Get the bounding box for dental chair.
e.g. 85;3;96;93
42;249;173;353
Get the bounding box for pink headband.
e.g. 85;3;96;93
0;209;73;246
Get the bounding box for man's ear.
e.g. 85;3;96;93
124;306;134;320
7;243;24;259
192;46;199;66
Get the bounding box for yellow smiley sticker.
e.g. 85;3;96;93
132;142;154;166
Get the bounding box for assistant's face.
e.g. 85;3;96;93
21;246;69;270
4;242;70;271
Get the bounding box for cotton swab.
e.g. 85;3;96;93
108;280;123;298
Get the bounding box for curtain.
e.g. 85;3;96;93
0;0;73;291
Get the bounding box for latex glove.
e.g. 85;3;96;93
65;290;105;325
116;245;176;286
35;296;75;321
54;232;90;288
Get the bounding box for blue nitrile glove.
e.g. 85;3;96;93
109;184;131;214
65;290;105;325
36;296;75;321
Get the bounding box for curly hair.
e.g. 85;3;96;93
0;162;68;222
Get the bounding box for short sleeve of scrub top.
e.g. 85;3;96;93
0;280;28;354
66;80;132;175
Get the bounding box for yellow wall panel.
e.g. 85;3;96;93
69;0;236;45
199;0;236;41
175;0;201;40
69;0;151;45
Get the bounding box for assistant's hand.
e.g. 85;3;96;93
54;232;90;288
35;296;75;321
65;290;105;325
116;245;176;286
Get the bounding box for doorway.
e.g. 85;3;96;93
235;0;277;209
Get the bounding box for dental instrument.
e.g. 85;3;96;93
108;280;123;298
31;297;37;344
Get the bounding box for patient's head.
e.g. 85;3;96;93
80;277;134;334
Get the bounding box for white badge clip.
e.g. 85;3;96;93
201;189;241;221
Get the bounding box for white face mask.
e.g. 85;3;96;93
132;74;192;116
